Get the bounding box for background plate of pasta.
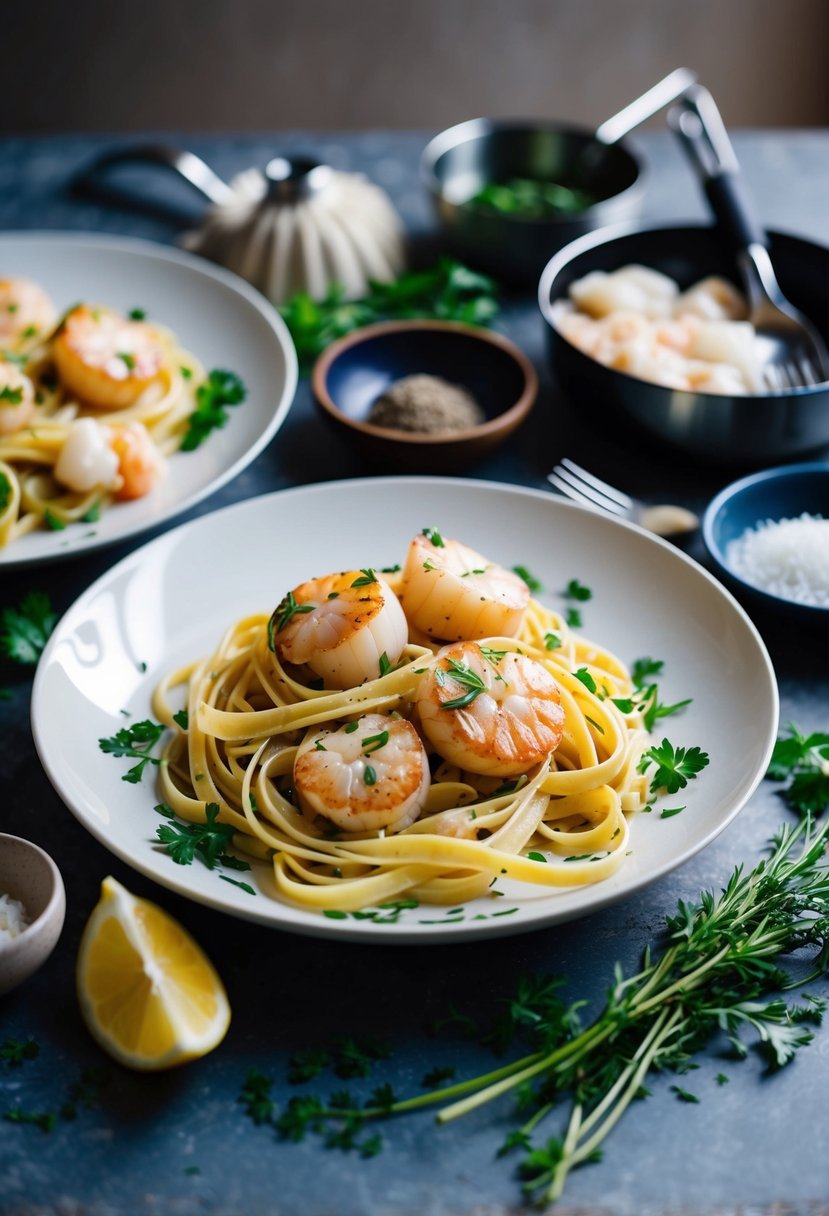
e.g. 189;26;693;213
32;477;778;941
0;232;297;568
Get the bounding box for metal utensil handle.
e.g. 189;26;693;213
668;85;767;252
75;144;235;207
594;67;697;145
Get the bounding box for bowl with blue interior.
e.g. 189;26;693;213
702;462;829;622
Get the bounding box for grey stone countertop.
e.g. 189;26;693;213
0;130;827;1216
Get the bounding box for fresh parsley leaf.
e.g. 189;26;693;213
421;527;445;547
573;667;597;694
0;592;57;665
180;369;247;451
172;709;189;730
512;565;542;593
99;719;164;783
0;470;11;513
631;656;664;687
155;802;246;871
639;738;710;795
564;578;591;602
280;260;499;369
766;723;829;817
565;607;582;629
43;509;65;531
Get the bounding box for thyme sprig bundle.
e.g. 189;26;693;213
247;818;829;1206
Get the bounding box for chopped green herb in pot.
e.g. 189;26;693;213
469;177;597;219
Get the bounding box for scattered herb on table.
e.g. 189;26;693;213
766;722;829;816
280;260;499;368
180;369;247;451
98;719;164;783
0;592;57;665
243;818;829;1206
0;1038;39;1066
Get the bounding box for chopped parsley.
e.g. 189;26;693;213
766;722;829;817
155;800;252;875
564;578;592;602
512;565;542;593
99;719;164;783
0;384;24;405
180;369;247;451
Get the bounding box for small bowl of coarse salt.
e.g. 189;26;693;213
0;834;66;996
703;462;829;622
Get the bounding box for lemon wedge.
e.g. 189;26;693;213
76;876;230;1070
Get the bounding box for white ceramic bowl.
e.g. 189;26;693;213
0;834;66;995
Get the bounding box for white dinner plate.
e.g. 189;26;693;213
0;232;297;568
32;477;778;942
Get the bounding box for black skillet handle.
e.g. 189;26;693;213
667;84;768;255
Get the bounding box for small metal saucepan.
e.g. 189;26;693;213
421;68;695;283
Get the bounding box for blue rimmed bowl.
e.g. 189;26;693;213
702;462;829;622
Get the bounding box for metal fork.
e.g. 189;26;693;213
547;458;699;538
668;86;829;392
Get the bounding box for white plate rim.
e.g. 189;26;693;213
31;476;780;943
0;230;298;569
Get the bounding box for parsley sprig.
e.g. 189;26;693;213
0;592;57;665
180;369;247;451
98;719;164;783
280;260;498;368
638;738;710;794
766;723;829;816
154;801;251;873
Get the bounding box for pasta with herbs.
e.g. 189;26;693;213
152;530;651;913
0;276;241;548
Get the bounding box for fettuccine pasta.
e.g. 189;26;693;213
0;276;237;547
153;531;651;913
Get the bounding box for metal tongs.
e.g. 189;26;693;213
668;85;829;390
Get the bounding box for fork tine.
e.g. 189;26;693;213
547;471;629;518
558;458;634;509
